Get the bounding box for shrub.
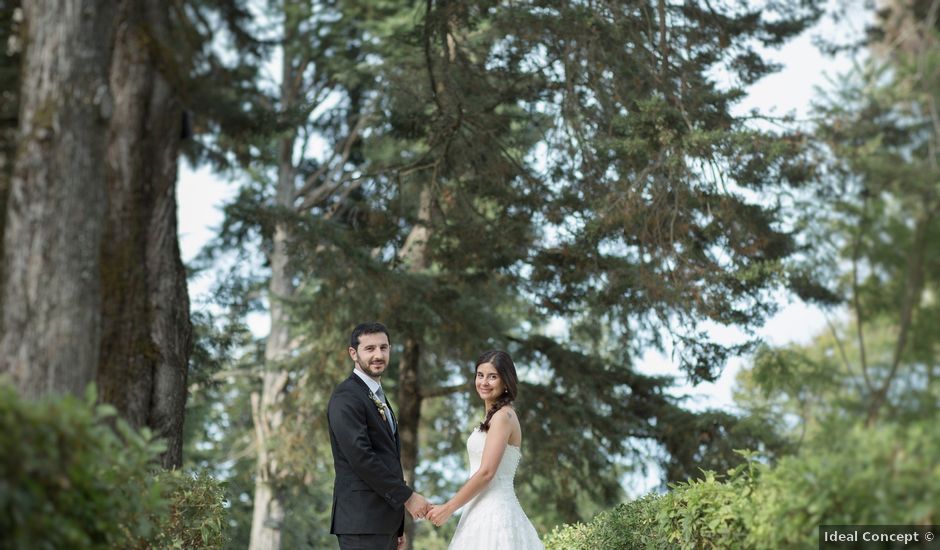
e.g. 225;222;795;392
544;495;667;550
745;423;940;548
149;470;227;550
655;463;756;549
545;423;940;549
0;383;226;549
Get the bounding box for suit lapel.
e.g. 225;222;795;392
386;403;398;443
385;399;401;451
349;374;396;441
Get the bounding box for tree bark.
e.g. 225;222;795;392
0;0;116;397
0;0;19;265
97;0;192;468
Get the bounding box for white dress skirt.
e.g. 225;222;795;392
447;428;544;550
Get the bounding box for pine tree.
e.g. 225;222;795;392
188;1;396;546
779;2;940;426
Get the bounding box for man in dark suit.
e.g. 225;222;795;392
328;322;431;550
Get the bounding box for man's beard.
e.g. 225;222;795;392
356;357;386;378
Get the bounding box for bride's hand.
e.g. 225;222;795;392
426;502;454;527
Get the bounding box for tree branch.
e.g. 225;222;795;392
824;312;861;388
295;110;370;210
850;195;873;392
420;382;471;399
867;209;933;424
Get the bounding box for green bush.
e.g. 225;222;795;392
545;423;940;549
745;423;939;548
149;470;228;550
656;466;755;549
543;495;666;550
545;465;757;550
0;384;226;549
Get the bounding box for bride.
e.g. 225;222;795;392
426;350;544;550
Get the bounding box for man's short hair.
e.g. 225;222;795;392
350;322;390;349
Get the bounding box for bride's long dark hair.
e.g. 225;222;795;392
476;350;519;432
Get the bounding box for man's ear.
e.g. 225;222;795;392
348;347;357;361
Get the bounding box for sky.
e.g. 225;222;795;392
175;3;869;493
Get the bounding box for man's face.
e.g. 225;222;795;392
349;332;390;380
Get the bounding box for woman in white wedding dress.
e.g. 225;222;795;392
426;350;544;550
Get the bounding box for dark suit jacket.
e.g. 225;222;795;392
327;373;412;536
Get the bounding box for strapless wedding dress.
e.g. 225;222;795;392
448;428;544;550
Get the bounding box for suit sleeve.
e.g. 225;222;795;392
328;387;414;508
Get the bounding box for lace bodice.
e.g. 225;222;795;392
447;428;543;550
466;428;521;489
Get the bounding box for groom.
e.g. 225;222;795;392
328;322;431;550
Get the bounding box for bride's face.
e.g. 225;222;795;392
475;362;504;401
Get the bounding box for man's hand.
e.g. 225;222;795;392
397;534;407;550
404;492;431;519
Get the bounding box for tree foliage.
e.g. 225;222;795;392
740;3;940;435
190;0;833;546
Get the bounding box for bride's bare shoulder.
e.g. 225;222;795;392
497;406;523;446
494;406;521;427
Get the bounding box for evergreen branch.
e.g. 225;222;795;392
424;0;443;112
867;207;933;425
658;0;669;69
824;312;862;393
420;382;471;399
295;108;370;211
187;368;261;396
212;368;262;381
397;160;439;178
323;177;365;221
850;194;873;394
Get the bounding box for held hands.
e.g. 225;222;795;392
404;492;432;520
425;502;455;527
404;491;454;526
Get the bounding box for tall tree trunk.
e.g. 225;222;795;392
0;0;116;396
249;218;292;550
144;124;192;468
397;337;423;549
249;51;298;547
397;186;432;550
0;0;19;266
98;0;192;468
0;109;11;281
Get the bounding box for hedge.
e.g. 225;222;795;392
545;423;939;549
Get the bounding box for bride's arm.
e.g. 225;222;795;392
426;409;514;526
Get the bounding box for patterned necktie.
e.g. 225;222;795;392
375;387;396;434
